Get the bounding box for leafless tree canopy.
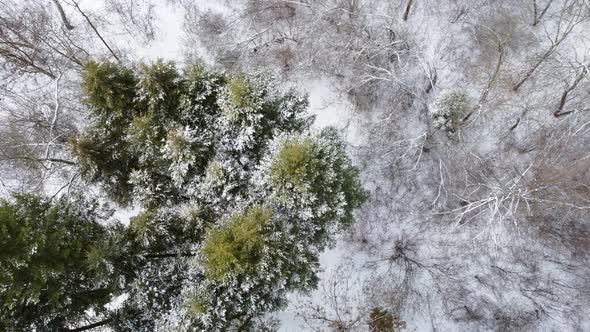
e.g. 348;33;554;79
187;0;590;329
0;0;156;197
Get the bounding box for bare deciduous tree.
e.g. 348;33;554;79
513;0;589;91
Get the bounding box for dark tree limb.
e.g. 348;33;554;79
515;1;581;91
533;0;538;25
40;157;77;165
533;0;554;27
478;44;505;106
70;0;121;63
463;44;505;122
512;47;554;91
143;252;197;259
555;63;588;115
403;0;414;21
52;0;74;30
60;318;111;332
0;156;77;167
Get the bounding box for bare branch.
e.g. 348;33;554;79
52;0;74;30
70;0;121;63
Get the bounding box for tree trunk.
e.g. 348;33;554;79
532;0;554;27
463;44;505;122
403;0;414;21
513;45;556;91
478;45;505;106
52;0;74;30
72;2;121;63
555;64;588;115
144;252;196;259
39;158;77;165
533;0;538;26
61;318;111;332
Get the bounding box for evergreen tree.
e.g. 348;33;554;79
431;89;468;135
74;60;312;208
0;195;122;331
68;60;365;330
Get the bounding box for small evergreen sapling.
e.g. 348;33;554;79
431;89;468;136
